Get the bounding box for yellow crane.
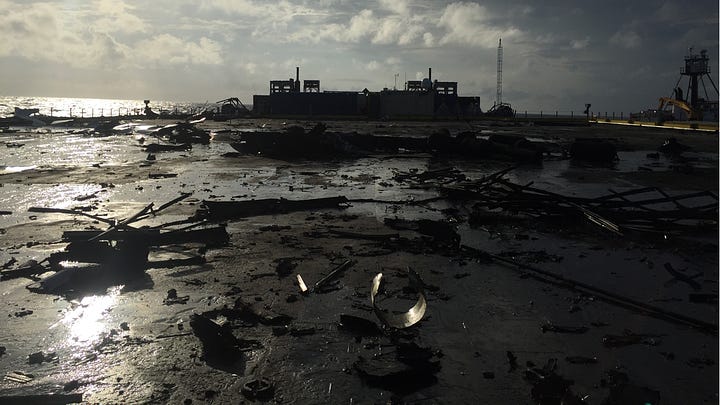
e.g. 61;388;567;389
658;96;700;120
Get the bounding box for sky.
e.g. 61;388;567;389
1;0;718;114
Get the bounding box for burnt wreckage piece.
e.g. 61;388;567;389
18;194;228;294
442;167;718;237
353;341;442;395
197;196;349;221
230;123;553;162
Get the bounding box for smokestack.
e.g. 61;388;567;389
296;67;300;92
428;67;432;82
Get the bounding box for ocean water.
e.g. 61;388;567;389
0;96;209;118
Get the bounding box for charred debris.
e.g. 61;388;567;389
2;193;228;296
228;121;623;163
3;114;622;163
2;159;717;401
0;118;716;403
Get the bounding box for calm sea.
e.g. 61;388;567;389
0;96;209;118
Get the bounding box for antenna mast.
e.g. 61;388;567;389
496;38;503;105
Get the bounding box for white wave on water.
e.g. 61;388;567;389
0;96;209;118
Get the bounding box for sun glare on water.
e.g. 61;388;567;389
61;285;123;345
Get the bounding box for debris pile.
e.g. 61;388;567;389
440;168;718;237
153;122;210;145
197;196;349;221
230;122;340;159
2;193;228;296
190;313;255;365
524;358;583;404
0;117;717;403
353;340;442;395
229;123;556;162
429;131;546;161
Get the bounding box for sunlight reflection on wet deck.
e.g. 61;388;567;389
54;285;123;347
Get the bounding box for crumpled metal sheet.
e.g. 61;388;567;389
370;267;427;328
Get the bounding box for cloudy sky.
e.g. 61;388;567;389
1;0;717;113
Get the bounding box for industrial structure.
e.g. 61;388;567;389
484;38;514;117
252;67;481;119
496;38;503;105
659;48;718;121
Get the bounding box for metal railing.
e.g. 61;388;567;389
513;110;632;120
44;106;202;118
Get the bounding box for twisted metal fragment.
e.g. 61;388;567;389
370;267;427;328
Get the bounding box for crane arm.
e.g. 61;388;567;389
658;97;693;114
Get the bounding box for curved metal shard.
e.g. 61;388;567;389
371;268;427;329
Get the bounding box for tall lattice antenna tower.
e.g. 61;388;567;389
496;38;503;105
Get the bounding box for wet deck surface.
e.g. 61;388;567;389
0;119;718;404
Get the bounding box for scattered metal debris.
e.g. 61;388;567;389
163;288;189;305
461;244;718;334
663;262;702;291
443;166;718;237
241;378;274;401
353;341;441;394
28;351;57;365
189;313;250;364
10;193;228;297
197;196;350;221
4;371;34;384
524;358;584;404
0;393;83;405
296;274;309;294
565;356;598;364
541;322;589;334
313;260;354;292
602;331;663;347
371;267;427;329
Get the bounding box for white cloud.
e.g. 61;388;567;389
347;9;376;42
423;32;435;47
398;24;424;45
92;0;147;34
0;2;60;58
385;56;402;66
373;16;403;44
571;37;590;49
352;57;404;75
610;30;642;49
0;1;224;68
437;2;521;47
201;0;317;22
87;32;131;66
0;2;128;67
200;0;276;17
242;62;257;74
282;58;308;70
286;6;430;47
378;0;410;16
535;34;558;45
135;35;223;65
365;60;380;71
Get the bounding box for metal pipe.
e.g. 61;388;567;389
313;260;354;291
